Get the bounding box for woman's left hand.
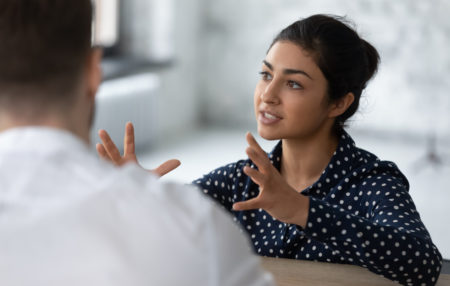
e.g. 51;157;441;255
232;133;310;228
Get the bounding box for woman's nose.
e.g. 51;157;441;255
261;82;280;104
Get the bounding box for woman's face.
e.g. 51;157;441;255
254;41;334;141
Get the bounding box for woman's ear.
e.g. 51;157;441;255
328;92;355;118
85;47;103;100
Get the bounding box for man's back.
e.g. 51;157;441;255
0;127;273;286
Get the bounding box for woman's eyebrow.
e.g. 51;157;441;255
284;68;313;80
263;60;313;80
263;60;274;70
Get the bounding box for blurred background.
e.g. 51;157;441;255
92;0;450;261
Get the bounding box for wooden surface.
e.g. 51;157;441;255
261;257;450;286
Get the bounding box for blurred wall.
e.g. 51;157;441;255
197;0;450;138
113;0;205;145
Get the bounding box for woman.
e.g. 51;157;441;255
98;14;442;286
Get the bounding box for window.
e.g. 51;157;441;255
92;0;175;79
92;0;119;49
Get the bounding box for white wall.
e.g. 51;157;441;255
108;0;205;146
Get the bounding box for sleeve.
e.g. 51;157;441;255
192;160;248;212
302;173;442;286
204;200;275;286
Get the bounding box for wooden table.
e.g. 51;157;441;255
261;257;450;286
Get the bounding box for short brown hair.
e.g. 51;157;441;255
0;0;93;105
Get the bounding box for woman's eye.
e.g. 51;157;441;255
288;80;302;89
259;71;272;81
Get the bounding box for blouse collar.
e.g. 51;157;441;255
267;130;362;195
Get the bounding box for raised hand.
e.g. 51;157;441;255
96;122;137;165
232;133;310;228
96;122;180;177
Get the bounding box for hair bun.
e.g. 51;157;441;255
361;39;380;86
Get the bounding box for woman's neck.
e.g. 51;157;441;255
280;129;338;192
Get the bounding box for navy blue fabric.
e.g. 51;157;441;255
193;131;442;286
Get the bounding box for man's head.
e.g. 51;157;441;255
0;0;101;141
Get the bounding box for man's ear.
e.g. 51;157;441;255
85;47;103;100
328;92;355;118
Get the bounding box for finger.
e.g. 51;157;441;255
232;197;261;211
124;122;136;156
246;132;266;154
98;129;122;163
151;159;181;177
245;132;272;171
96;143;111;162
243;165;265;185
245;146;272;174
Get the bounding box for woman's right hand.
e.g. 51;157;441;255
232;133;309;228
96;122;181;177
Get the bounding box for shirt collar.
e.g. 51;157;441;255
0;126;90;155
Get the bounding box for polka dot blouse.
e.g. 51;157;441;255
193;131;442;286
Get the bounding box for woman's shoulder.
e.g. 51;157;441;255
351;146;409;191
337;131;409;189
212;158;251;174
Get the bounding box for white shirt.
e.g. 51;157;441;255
0;127;274;286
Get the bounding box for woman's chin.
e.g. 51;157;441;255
257;128;281;141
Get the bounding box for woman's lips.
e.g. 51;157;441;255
258;111;282;125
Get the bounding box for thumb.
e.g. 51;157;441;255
151;159;181;177
232;198;261;211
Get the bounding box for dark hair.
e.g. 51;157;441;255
0;0;93;107
270;14;380;134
